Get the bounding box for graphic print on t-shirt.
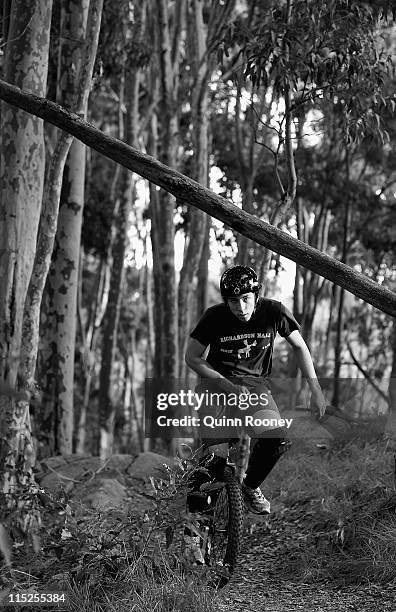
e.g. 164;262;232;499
219;332;271;361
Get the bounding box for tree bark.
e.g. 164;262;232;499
119;327;145;453
1;82;396;316
235;78;263;267
147;114;165;382
387;319;396;456
0;0;53;537
145;234;155;373
75;255;108;454
333;170;352;408
332;285;345;409
322;284;336;368
178;0;210;379
39;0;103;454
149;0;184;381
197;219;210;315
98;71;139;459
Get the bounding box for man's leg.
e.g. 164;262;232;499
239;383;291;513
240;433;290;514
242;384;291;489
243;432;291;490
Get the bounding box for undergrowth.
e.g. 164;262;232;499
0;438;395;609
264;437;396;584
0;448;221;611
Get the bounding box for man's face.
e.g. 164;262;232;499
227;292;256;322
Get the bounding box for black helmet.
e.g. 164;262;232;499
220;265;261;299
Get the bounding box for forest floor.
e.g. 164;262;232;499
1;440;396;611
217;497;396;611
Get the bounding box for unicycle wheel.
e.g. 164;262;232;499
206;470;244;586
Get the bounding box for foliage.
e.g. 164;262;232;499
4;0;396;566
259;437;396;582
211;0;396;386
242;1;394;139
95;0;152;83
0;448;235;609
1;439;396;609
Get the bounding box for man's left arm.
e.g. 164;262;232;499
285;330;327;419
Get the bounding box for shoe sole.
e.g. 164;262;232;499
243;498;270;515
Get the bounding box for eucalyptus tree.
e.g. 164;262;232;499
0;0;103;557
38;0;103;455
177;0;235;379
0;0;53;550
97;0;147;458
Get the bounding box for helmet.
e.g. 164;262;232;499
220;266;261;299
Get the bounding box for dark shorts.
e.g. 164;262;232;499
196;377;288;449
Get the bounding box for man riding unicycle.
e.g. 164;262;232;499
185;265;326;515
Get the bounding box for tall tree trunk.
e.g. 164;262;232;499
332;285;344;409
75;89;121;454
288;197;303;408
197;219;210;315
119;327;144;453
39;0;103;454
178;0;210;380
96;0;146;457
387;318;396;484
332;196;351;408
388;319;396;417
75;256;108;454
234;76;259;267
98;69;140;458
300;207;331;348
0;0;52;539
150;0;185;381
145;235;155;373
147;114;164;381
197;126;212;317
322;285;336;369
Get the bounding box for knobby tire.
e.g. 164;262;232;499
208;469;244;586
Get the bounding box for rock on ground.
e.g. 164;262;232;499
37;451;174;511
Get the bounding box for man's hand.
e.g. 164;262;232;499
235;384;250;397
285;331;327;420
218;379;249;397
309;386;327;420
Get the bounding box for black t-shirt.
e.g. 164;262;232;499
190;297;300;379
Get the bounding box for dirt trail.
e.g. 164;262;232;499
217;500;395;612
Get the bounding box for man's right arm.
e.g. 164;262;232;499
185;338;239;394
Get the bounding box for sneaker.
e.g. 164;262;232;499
241;482;271;515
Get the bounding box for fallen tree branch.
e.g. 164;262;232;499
0;79;396;316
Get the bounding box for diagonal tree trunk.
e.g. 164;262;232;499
1;82;396;317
